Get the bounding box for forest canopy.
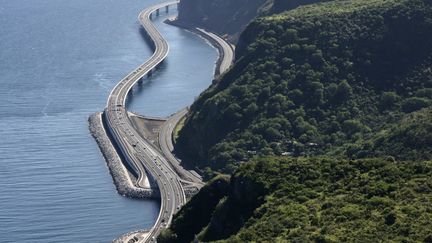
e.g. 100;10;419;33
176;0;432;175
160;157;432;242
160;0;432;242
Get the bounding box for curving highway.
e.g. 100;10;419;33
157;29;235;185
100;1;235;241
196;28;234;75
156;27;235;189
158;108;204;185
102;1;191;242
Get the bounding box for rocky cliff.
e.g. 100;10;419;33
177;0;326;43
177;0;271;42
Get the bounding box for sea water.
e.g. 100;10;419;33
0;0;217;241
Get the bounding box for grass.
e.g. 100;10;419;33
173;115;187;143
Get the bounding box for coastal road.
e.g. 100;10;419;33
158;108;204;185
102;1;194;242
157;28;235;186
196;28;234;75
101;1;235;241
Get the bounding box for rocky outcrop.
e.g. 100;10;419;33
177;0;329;43
88;112;159;199
177;0;271;43
271;0;329;13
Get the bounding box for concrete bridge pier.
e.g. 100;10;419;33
156;9;160;16
147;70;153;77
165;6;169;13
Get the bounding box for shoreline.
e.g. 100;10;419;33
165;18;234;77
88;5;234;242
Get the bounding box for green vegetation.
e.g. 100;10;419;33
177;0;271;42
159;175;231;243
176;0;432;174
165;0;432;242
337;107;432;161
160;157;432;242
177;0;325;42
173;116;186;143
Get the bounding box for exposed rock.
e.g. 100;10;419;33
176;0;328;43
177;0;271;43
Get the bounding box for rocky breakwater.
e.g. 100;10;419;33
88;112;159;199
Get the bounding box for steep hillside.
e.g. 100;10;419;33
159;175;231;243
176;0;326;42
271;0;330;13
175;0;432;175
177;0;271;42
340;107;432;161
160;156;432;242
163;0;432;242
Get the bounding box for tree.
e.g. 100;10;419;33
380;91;400;110
335;80;353;102
401;97;430;113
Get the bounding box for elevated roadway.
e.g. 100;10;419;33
102;1;192;242
101;1;235;241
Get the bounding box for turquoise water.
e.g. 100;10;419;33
0;0;217;242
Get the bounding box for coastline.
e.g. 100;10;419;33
88;5;234;242
165;18;235;77
88;11;235;202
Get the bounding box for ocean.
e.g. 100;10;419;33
0;0;217;241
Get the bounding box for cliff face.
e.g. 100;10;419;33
271;0;328;13
176;0;328;43
177;0;271;42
